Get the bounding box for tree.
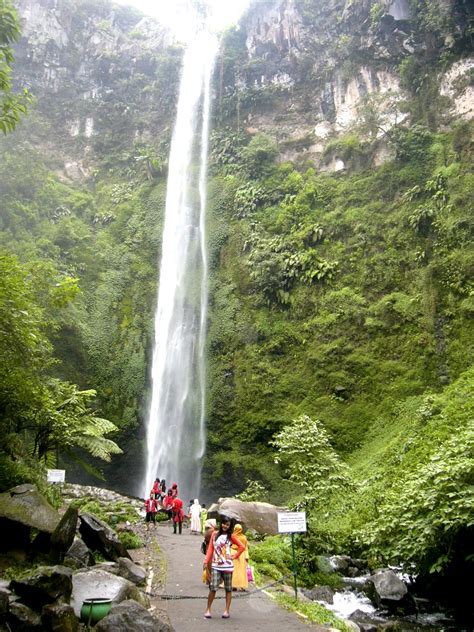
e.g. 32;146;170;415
272;414;353;509
0;0;30;133
0;255;121;489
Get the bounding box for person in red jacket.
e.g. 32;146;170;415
203;516;245;619
172;495;184;534
144;493;158;530
163;489;174;519
151;478;161;499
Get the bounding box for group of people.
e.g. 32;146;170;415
144;478;183;533
144;478;208;536
202;515;251;619
145;480;253;619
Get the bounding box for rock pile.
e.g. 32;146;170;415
0;484;172;631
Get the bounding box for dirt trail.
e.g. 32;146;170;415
136;521;325;632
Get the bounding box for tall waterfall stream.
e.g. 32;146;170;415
143;30;217;499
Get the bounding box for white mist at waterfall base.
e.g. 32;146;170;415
143;31;217;500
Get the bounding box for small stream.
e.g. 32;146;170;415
303;558;463;631
323;585;457;630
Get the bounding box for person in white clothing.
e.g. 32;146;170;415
189;498;202;534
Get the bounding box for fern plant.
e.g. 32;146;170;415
31;380;122;465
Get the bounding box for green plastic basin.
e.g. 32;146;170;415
80;598;112;623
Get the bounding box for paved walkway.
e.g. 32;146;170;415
152;521;322;632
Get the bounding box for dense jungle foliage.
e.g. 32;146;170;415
203;120;474;584
0;0;472;611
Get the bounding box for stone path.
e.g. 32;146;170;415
140;521;325;632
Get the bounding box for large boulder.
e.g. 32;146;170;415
94;600;173;631
79;513;131;561
7;601;43;630
304;585;335;604
70;569;148;617
9;565;73;609
208;498;285;535
329;555;351;574
63;538;95;570
93;562;120;575
0;485;60;538
41;601;79;632
367;570;408;608
117;558;146;586
51;506;78;552
349;609;383;632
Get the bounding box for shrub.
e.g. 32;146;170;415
118;530;143;549
241;134;278;179
251;536;292;579
272;415;354;509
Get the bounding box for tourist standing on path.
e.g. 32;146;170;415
171;482;179;498
151;478;161;499
144;493;158;530
190;499;202;534
231;524;249;590
203;516;245;619
160;479;166;496
185;499;193;528
163;489;174;519
172;495;184;534
200;504;208;533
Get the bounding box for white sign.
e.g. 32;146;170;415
277;511;307;533
47;469;65;483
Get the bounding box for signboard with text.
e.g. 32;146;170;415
47;469;65;483
277;511;307;533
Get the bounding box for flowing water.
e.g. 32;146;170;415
143;30;217;499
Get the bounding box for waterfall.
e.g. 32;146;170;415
143;30;217;499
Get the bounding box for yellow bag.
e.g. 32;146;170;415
202;568;207;584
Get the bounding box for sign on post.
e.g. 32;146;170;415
277;512;307;601
277;511;307;533
47;469;65;483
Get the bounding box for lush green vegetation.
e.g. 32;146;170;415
70;496;141;526
117;530;144;550
0;254;122;489
0;0;472;614
0;0;30;133
0;90;167;488
205;0;473;598
0;141;167;486
274;594;349;631
204;121;473;583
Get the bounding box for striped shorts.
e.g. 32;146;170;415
210;568;233;592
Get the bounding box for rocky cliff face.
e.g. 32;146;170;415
13;0;181;181
218;0;473;170
11;0;473;177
